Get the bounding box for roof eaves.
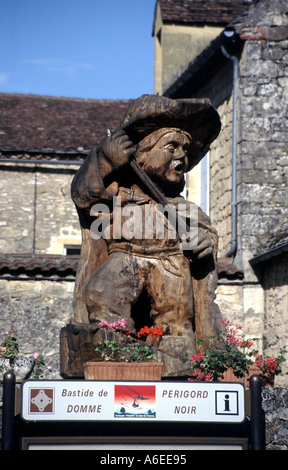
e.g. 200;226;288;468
217;257;244;280
0;253;78;278
249;242;288;266
0;252;244;280
0;147;89;156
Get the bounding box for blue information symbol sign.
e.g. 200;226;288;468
215;390;239;416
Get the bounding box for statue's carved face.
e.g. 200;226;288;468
136;130;191;188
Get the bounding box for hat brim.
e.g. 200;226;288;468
122;95;221;171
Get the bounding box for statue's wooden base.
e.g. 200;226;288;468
60;322;195;379
60;323;100;378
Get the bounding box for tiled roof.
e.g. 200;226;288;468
158;0;256;25
217;258;244;279
0;253;78;277
0;93;131;156
0;253;244;280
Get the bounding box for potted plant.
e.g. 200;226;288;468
83;319;164;381
188;319;286;386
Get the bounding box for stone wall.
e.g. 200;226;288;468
186;5;288;388
201;33;288;272
262;254;288;387
263;387;288;450
187;60;234;256
234;29;288;385
209;97;234;257
0;278;74;377
238;37;288;278
0;161;79;376
0;162;81;254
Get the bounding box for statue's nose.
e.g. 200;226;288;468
174;147;186;160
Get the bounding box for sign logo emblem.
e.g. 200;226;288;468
114;384;156;418
29;388;54;414
215;390;239;416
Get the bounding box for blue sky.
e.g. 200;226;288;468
1;0;156;99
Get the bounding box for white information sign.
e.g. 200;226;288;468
21;380;245;423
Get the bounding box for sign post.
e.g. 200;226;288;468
249;375;265;450
1;371;15;451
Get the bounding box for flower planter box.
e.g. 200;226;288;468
218;366;274;387
83;361;163;381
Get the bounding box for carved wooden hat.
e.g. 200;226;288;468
122;94;221;170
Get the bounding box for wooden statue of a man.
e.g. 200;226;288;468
71;94;222;374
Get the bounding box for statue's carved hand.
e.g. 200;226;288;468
102;128;135;171
183;229;213;260
117;187;151;205
192;230;213;260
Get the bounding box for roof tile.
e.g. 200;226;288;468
0;253;78;277
0;93;132;154
0;253;244;280
159;0;256;25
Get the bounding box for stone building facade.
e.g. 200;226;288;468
154;0;288;386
